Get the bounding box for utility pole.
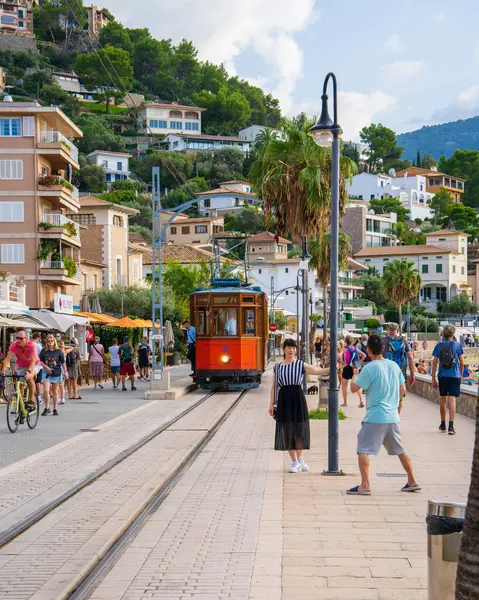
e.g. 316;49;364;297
151;166;165;375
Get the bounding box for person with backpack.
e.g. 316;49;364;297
431;324;464;435
341;334;366;407
382;323;415;386
65;338;82;400
89;336;105;390
119;335;137;392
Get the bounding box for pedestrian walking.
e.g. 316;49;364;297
422;338;428;351
119;335;137;392
89;336;105;390
58;341;68;404
347;334;421;495
183;320;196;376
382;323;415;385
39;334;67;416
431;324;463;435
137;336;151;381
109;338;121;389
269;338;329;473
32;331;44;404
340;334;366;408
65;338;82;399
314;337;322;366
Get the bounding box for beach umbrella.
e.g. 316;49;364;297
164;319;174;351
109;316;145;328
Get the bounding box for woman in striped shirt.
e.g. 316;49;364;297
269;338;329;473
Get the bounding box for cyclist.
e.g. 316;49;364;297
2;329;41;407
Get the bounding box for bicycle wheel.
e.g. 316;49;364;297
27;392;40;430
6;394;20;433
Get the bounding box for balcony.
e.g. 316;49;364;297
39;258;81;284
39;212;81;246
0;280;26;308
38;131;79;168
342;299;370;308
37;175;80;211
338;276;365;288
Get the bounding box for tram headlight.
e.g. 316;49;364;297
220;354;231;364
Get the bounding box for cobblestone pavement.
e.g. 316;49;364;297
0;364;192;468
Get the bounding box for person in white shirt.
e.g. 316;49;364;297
224;313;237;336
109;338;121;389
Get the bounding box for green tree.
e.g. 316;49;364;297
390;222;426;245
381;259;421;334
75;45;133;114
438;295;477;315
309;232;351;342
200;61;228;94
72;114;126;155
439;149;479;208
74;158;106;193
163;260;211;316
197;147;245;186
429;188;453;225
193;85;252;134
416;150;421;169
249;118;357;242
33;0;84;47
129;225;152;244
360;270;388;312
224;207;265;234
161;178;209;209
90;284;176;321
99;20;133;53
156;39;202;102
130;151;193;188
421;153;437;169
132;37;172;90
360;123;406;173
368;197;410;222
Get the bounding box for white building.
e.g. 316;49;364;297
137;102;205;136
354;230;471;313
347;172;433;220
161;133;252;154
52;72;95;101
198;182;261;215
238;125;282;142
86;150;131;185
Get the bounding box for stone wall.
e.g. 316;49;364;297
407;374;477;419
0;33;37;53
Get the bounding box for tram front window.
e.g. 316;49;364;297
213;308;237;336
197;309;209;335
244;309;255;335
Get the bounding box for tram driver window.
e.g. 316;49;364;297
244;309;255;335
214;308;237;335
197;309;209;335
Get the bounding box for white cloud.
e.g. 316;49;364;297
296;91;397;141
385;34;403;54
433;12;446;21
457;85;479;105
379;60;424;83
102;0;316;114
429;85;479;123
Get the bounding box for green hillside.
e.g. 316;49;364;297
397;116;479;161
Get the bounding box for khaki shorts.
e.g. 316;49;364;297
15;364;41;379
357;422;406;456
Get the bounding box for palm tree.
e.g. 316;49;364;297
309;232;351;341
249;119;357;242
381;259;421;334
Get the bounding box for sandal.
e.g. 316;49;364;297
346;485;371;496
98;384;103;389
358;403;365;408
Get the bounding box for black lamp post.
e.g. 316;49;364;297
308;72;343;475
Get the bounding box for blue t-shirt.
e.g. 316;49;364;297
355;359;405;424
432;340;463;378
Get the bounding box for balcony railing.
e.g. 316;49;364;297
0;281;26;305
38;175;79;200
342;299;370;308
41;212;80;239
338;276;364;286
41;260;65;270
40;130;79;163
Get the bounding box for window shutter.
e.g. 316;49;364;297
0;160;23;180
1;244;24;263
12;160;22;179
22;116;34;136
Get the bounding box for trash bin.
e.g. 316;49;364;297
426;500;466;600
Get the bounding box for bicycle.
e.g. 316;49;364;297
2;372;40;433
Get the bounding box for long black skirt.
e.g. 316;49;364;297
274;385;310;451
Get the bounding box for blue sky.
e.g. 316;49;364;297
104;0;479;140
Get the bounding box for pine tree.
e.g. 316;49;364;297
417;150;422;168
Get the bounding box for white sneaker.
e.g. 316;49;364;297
288;461;302;473
298;457;309;472
59;398;65;405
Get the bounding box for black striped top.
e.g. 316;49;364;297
275;360;305;386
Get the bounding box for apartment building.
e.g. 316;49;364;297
164;214;224;245
238;125;282;142
137;102;205;136
67;195;139;289
0;0;34;37
248;231;289;262
162;133;252;154
354;230;470;313
342;205;397;253
395;166;466;203
86;150;131;185
86;4;111;38
141;243;224;279
0;101;82;308
198;182;261;215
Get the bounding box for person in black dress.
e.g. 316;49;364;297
269;338;329;473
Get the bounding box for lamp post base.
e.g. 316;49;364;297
322;469;345;476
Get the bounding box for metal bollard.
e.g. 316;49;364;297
426;500;466;600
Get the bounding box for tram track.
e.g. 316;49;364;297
0;389;218;549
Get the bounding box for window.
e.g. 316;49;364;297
370;194;375;200
461;247;465;254
70;213;96;225
438;238;446;241
92;274;98;290
102;160;108;168
116;258;121;278
195;225;207;233
197;309;209;335
113;215;123;227
203;199;210;208
258;269;262;274
420;183;424;191
106;173;112;182
244;309;255;335
185;122;199;131
1;244;24;264
462;266;465;275
18;9;23;17
170;121;183;129
213;308;237;336
0;118;21;136
132;259;140;280
82;273;87;292
285;268;289;273
380;180;384;187
452;265;456;273
181;226;190;234
18;21;24;28
0;160;23;179
422;264;428;274
23;116;34;136
117;161;122;171
0;202;23;222
436;264;443;273
170;226;177;235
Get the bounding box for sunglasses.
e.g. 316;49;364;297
16;336;26;340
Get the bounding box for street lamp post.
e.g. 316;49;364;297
308;72;343;475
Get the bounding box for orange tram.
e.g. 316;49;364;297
189;279;269;390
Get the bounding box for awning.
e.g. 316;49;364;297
74;312;116;324
29;310;89;333
0;316;49;330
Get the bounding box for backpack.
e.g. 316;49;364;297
438;342;455;370
385;338;407;369
120;344;132;364
345;346;358;367
359;342;371;362
66;349;77;367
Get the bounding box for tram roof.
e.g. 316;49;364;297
192;286;265;295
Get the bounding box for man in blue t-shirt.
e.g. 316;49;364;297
432;324;464;436
346;334;421;496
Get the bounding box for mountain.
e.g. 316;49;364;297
397;116;479;161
